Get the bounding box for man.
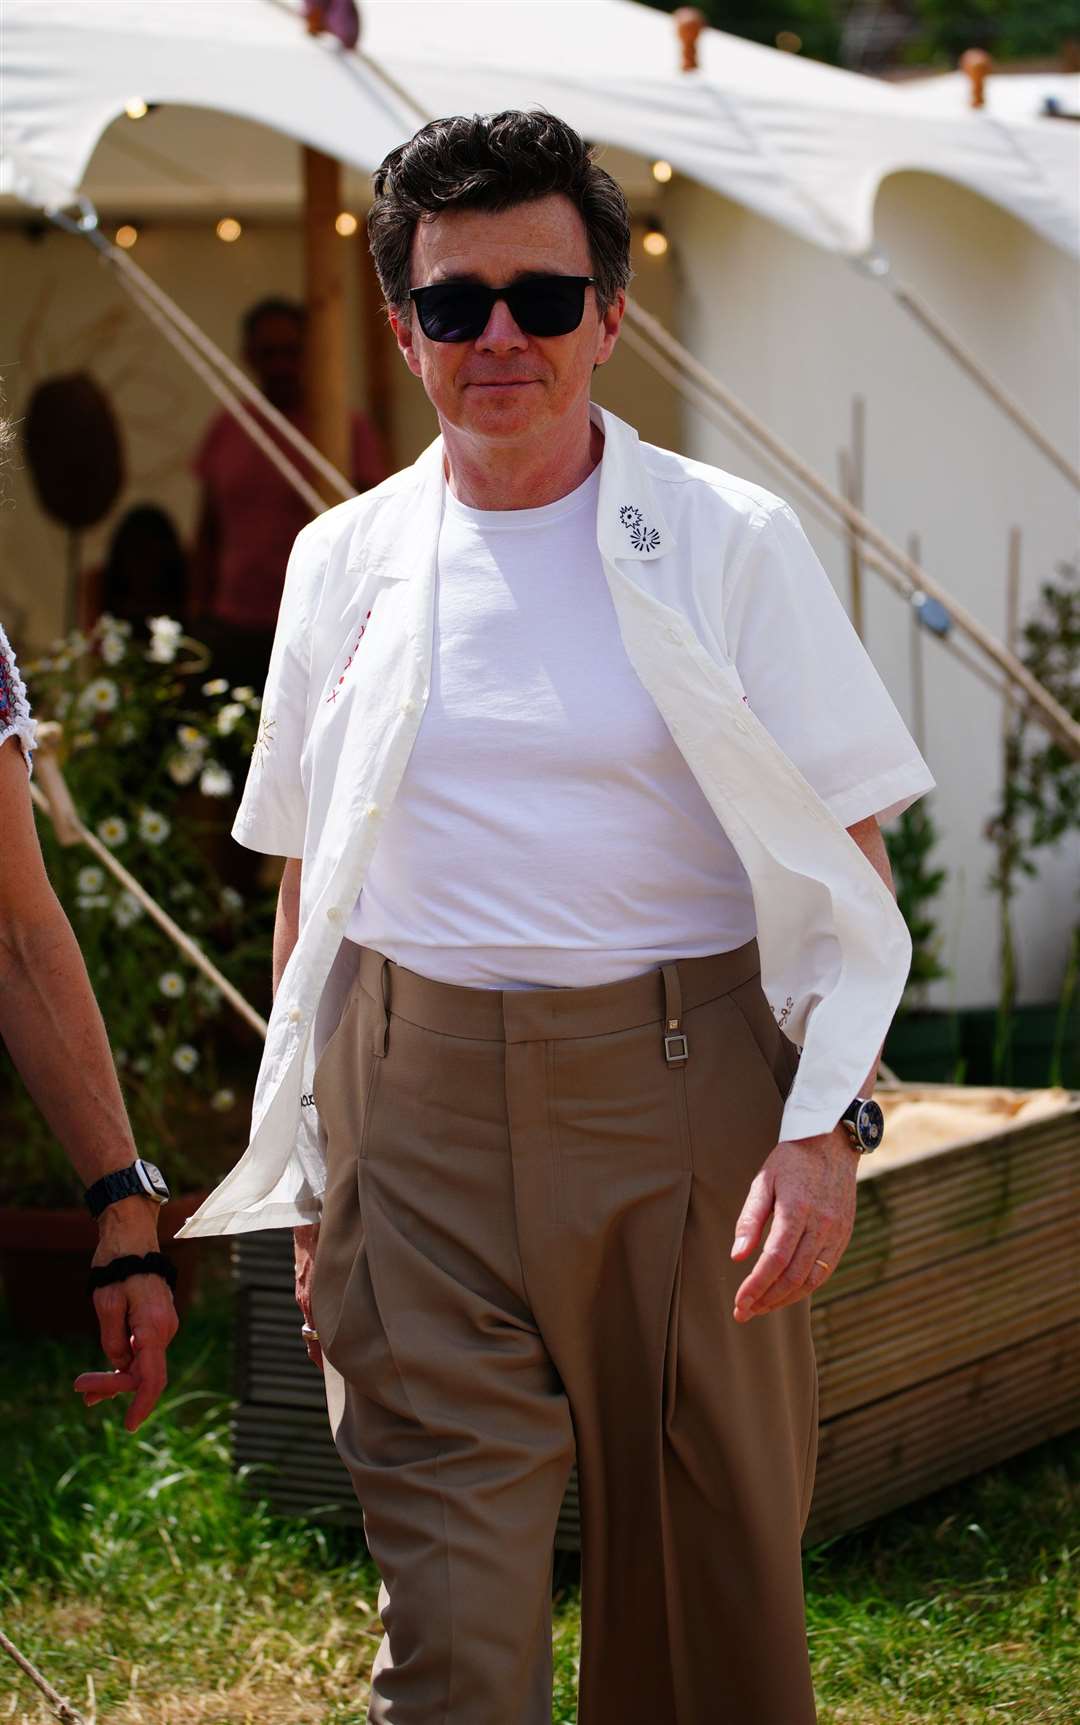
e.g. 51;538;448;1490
189;296;386;689
179;111;934;1722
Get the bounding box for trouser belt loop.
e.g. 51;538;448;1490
661;962;689;1065
375;955;391;1059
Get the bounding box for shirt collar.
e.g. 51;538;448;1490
345;403;674;581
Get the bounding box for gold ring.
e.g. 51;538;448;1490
814;1259;830;1271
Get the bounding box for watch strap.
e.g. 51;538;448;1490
84;1162;166;1219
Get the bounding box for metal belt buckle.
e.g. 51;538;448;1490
664;1032;689;1065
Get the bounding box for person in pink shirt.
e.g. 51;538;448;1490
190;297;386;689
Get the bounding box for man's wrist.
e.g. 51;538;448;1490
97;1193;162;1241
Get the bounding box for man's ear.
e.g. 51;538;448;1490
388;306;423;380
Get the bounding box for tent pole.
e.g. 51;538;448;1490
876;269;1080;494
619;299;1080;760
303;145;350;499
838;396;866;641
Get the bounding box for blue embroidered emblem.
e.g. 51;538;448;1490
619;504;660;553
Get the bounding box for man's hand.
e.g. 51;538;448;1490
295;1222;322;1369
730;1128;859;1322
72;1200;179;1431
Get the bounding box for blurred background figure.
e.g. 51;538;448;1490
189;296;387;691
80;503;188;636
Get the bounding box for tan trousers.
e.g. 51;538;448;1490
311;939;818;1724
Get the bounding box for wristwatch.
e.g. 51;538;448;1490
838;1097;884;1154
84;1159;171;1220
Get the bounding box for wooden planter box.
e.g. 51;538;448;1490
232;1086;1080;1548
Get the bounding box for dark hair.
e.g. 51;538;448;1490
368;110;632;317
241;297;306;346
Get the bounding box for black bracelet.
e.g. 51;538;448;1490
87;1252;178;1297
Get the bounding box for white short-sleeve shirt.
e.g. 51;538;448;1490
178;405;933;1238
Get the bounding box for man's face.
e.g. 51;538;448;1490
389;194;623;449
245;311;305;411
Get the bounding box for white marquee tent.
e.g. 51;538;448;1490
1;0;1077;1012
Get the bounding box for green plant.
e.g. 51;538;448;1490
986;558;1080;1084
0;614;277;1205
884;797;950;1012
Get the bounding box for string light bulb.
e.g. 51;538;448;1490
216;217;242;243
335;211;359;237
642;219;669;258
115;225;138;249
651;160;674;184
124;98;149;120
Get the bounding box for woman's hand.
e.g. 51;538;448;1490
72;1198;179;1431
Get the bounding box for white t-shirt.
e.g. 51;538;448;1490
347;466;840;988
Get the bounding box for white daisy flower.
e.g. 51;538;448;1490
216;702;246;736
172;1044;199;1074
202;678;229;696
220;885;243;913
99;614;132;638
113;892;143;928
100;632;126;666
177;724;207;753
195;977;222;1012
147;616;183;664
210;1087;236;1112
116;720;137;744
148;1023;165;1044
231;686;256;704
167;752;201;786
76;865;105;894
138;808;170;845
78;677;119;713
132;1056;151;1075
159;971;186;999
76;894;111;911
199;762;233;798
97;816;128;848
72;730;98;751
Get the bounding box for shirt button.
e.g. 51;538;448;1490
326;906;343;925
287;1006;302;1023
401;699;417;716
365;802;382;821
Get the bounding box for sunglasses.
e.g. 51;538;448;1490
409;274;597;343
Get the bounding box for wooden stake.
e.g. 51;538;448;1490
907;531;926;756
838;397;866;641
357;228;396;473
302;145;349;499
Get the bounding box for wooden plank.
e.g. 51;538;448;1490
805;1322;1080;1544
814;1217;1079;1418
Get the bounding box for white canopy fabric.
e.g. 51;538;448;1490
2;0;1077;258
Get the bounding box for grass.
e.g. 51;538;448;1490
0;1266;1075;1723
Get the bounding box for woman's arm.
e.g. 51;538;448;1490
0;733;177;1427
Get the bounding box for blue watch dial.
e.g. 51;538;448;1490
855;1098;884;1151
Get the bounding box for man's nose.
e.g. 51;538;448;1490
476;297;528;352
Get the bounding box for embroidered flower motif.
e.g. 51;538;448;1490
619;504;660;553
253;714;277;762
775;995;795;1030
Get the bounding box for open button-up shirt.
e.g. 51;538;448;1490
177;405;933;1239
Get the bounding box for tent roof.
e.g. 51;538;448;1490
2;0;1077;258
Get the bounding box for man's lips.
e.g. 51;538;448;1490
463;378;541;388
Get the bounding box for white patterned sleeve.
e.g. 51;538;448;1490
0;623;37;774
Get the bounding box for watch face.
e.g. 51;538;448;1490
856;1099;884;1151
135;1160;169;1201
